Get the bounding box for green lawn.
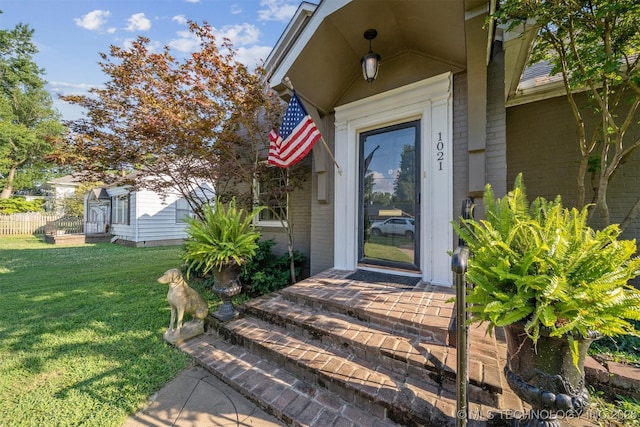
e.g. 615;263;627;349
0;236;192;427
364;235;413;264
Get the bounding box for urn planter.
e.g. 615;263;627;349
503;322;600;427
182;197;264;321
211;262;242;321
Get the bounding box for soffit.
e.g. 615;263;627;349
269;0;487;115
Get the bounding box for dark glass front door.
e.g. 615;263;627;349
359;121;420;270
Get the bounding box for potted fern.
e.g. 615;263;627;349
183;197;263;321
453;174;640;426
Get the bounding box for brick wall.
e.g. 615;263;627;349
452;72;470;218
486;41;507;198
507;92;640;240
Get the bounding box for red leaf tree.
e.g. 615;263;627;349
58;21;298;219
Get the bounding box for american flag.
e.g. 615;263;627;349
268;92;321;168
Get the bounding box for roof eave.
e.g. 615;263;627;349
263;1;319;85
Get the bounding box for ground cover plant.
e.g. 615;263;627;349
0;236;191;426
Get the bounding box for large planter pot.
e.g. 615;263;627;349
503;321;600;427
211;262;242;321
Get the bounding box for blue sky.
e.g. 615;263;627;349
1;0;300;121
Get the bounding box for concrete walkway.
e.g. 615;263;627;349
122;365;284;427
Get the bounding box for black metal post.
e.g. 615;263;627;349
452;198;473;427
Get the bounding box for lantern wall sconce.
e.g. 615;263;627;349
361;29;381;83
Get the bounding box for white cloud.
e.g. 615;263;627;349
230;4;243;15
257;0;298;22
125;13;151;32
121;38;162;53
234;45;272;69
48;81;98;95
214;24;260;47
74;10;111;31
371;170;397;193
168;30;200;53
168;23;260;54
172;15;188;25
185;0;199;3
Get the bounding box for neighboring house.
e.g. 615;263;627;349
85;182;214;247
46;174;83;214
260;0;639;286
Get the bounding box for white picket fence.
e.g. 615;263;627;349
0;213;65;236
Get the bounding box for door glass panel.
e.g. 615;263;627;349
359;121;419;269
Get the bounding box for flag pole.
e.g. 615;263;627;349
282;77;342;174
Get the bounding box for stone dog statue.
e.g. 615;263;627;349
157;268;209;344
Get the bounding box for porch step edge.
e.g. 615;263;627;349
242;295;503;395
219;315;487;426
278;282;455;346
177;334;395;427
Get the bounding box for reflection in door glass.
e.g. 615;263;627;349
361;122;418;268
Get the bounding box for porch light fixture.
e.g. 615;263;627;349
361;29;381;83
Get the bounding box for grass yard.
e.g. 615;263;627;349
364;236;414;264
0;236;193;427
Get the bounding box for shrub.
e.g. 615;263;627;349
453;174;640;347
182;197;263;277
240;239;306;297
0;197;45;214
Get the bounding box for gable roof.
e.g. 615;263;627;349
265;0;496;114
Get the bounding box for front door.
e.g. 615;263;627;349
358;121;420;270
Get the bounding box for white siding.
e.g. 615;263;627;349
134;190;188;243
105;187;189;244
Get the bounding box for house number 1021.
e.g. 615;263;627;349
436;132;444;171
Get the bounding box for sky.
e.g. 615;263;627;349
1;0;302;121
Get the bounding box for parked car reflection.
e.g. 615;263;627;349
369;217;414;239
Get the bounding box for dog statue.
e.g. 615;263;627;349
157;268;209;343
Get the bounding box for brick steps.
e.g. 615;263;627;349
243;294;503;397
179;335;391;427
279;278;455;345
225;315;467;426
182;269;522;426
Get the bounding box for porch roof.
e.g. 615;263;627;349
265;0;532;114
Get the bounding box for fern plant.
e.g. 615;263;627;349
183;197;264;277
453;174;640;350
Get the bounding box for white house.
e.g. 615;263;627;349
46;174;84;214
85;182;214;247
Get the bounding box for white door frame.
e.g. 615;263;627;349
333;73;453;286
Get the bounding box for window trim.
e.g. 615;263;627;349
112;193;130;225
175;197;192;224
253;166;289;228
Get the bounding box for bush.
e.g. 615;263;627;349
240;239;305;297
590;320;640;365
182;197;263;277
0;197;45;214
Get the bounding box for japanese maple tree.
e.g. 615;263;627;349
59;21;285;219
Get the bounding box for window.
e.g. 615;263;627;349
112;194;129;225
175;198;191;223
254;168;288;227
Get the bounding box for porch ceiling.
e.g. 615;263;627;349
268;0;490;115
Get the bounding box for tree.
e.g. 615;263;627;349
0;21;65;198
60;181;103;217
60;22;284;216
59;21;309;282
496;0;640;230
392;144;415;216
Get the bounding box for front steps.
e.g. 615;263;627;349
178;269;523;426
